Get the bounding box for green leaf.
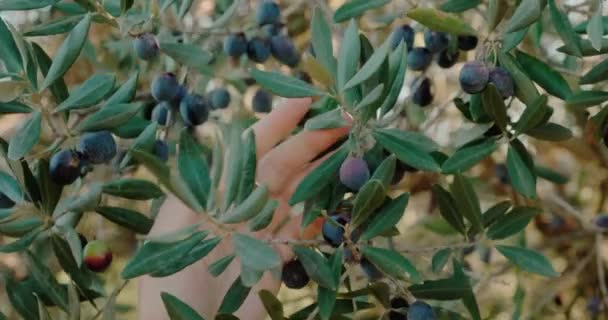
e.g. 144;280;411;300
360;193;408;241
0;100;32;114
351;180;385;228
534;165;569;184
513;94;550;135
95;206;153;234
450;174;482;232
432;248;452;273
317;251;342;320
305;108;346;130
56;73;116;112
440;0;482;12
0;0;59;10
23;14;82;37
103;71;139;106
580;59;608;84
102;178;164;200
0;17;22;73
378;44;407;115
498;51;539;106
337;19;360;92
462;292;481;320
482;84;509;131
223;124;245;209
289;145;348;205
8;111;41;160
150;237;221;278
587;8;604;51
0;171;23;203
356;83;384;112
218;277;251;314
488;0;507;31
36;159;63;215
432;185;466;235
121;0;135;13
483;200;512;227
25;251;69;311
161;292;205;320
221;186;269;224
548;0;582;57
5;277;39;320
441;138;498;174
259;290;284;320
515;51;572;100
408;273;471;300
507;140;536;198
407;7;476;35
373;129;440;172
558;37;608;56
502;26;529;52
208;254;236;277
370;154;396;188
236;130;257;204
293;246;336;290
360;246;421;283
76;102;142;132
311;7;336;79
248;199;278;232
31;42;68;103
333;0;390;22
233;233;281;272
343;38;390;90
504;0;546;33
496;245;559;277
121;231;207;279
487;206;540;240
566;90;608;108
0;228;40;253
526;123;573;141
160;42;212;69
250;69;325;97
178;130;210;208
41;14;91;90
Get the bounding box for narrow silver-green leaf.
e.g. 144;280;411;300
233;233;281;272
8;111;41;160
178;130;210;208
343;38;390;90
450;174;482;232
160;42;212;69
548;0;582;57
41;14;91;90
161;292;206;320
76;102;142;132
441;138;498;174
56;73;116;112
333;0;390;22
311;7;336;79
251;68;325;97
507;140;536;198
337;19;360;91
407;7;476;35
496;245;559;277
360;193;409;241
504;0;546;34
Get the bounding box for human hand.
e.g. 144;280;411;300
139;98;351;319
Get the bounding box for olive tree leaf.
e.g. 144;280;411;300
548;0;582;57
41;14;91;90
218;277;251;314
407;7;476;35
76;102;142;132
233;233;280;272
160;42;212;69
250;69;325;97
587;6;604;51
161;292;205;320
440;0;482;12
102;179;164;200
95;206;154;234
0;0;60;10
487;206;540;240
496;245;559;277
507;140;536;198
8;111;41;160
343;37;390;90
293;246;336;290
360;246;421;283
450;174;482;232
56;73;116;112
289;145;348;205
178;130;210;208
311;7;336;79
504;0;546;34
441;138;498;174
515;50;572;100
333;0;390;22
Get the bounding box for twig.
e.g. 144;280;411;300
543;192;588;227
90;280;130;320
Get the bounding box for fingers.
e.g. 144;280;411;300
257;126;349;194
252;98;311;159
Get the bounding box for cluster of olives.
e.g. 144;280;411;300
223;1;299;67
459;61;514;98
49;131;117;186
390;24;478;107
